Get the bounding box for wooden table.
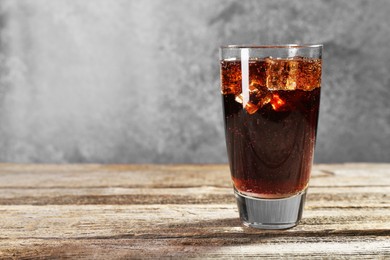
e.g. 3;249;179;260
0;164;389;259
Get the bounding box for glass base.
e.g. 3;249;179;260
234;188;307;229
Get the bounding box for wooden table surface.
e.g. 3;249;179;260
0;163;389;259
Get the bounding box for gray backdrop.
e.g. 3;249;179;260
0;0;389;163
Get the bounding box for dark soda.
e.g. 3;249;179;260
221;58;321;198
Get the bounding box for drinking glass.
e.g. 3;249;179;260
220;44;322;229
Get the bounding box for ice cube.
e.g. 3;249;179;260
236;91;264;114
235;94;243;104
221;60;242;95
297;58;322;91
248;60;266;90
236;85;272;113
245;101;259;114
270;93;287;111
265;58;298;90
244;85;272;114
251;86;272;106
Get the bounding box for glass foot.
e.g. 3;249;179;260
234;188;307;229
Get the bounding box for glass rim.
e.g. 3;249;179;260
220;44;323;49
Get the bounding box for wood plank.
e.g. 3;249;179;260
1;205;389;239
1;237;389;259
0;164;389;188
0;205;389;258
0;164;231;188
0;186;388;207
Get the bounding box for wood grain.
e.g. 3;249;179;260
0;163;389;259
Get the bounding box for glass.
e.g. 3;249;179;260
220;44;322;229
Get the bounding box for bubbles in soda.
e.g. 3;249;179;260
221;57;321;198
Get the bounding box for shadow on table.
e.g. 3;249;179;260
127;216;314;246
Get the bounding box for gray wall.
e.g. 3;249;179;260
0;0;389;163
